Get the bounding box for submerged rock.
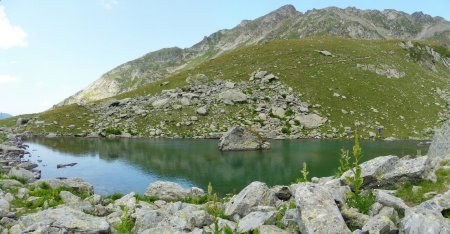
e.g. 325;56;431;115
218;126;270;151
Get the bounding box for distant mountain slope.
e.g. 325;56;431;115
0;113;12;120
8;37;450;140
60;5;450;105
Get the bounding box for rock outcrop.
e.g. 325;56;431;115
218;126;270;151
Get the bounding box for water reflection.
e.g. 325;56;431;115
25;137;428;195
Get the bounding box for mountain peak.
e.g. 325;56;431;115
272;4;298;17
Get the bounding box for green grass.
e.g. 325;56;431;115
346;192;376;215
114;207;135;234
395;168;450;205
2;37;450;139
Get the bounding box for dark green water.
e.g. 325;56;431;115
25;138;428;195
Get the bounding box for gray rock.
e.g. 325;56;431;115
207;218;236;232
271;106;285;118
144;181;190;201
281;208;299;230
237;211;276;233
152;98;170;109
218;126;270;151
418;190;450;213
225;181;275;217
34;178;94;195
341;208;370;230
295;114;327;129
275;186;292;201
362;214;398;234
10;206;110;233
114;192;136;211
373;189;409;213
0;197;10;217
132;207;166;233
295;183;351;234
218;89;248;104
400;207;450;234
0;144;24;154
319;50;333;56
0;179;23;189
60;190;93;212
186;74;209;85
8;167;38;182
428;119;450;159
196;106;208;116
341;155;431;189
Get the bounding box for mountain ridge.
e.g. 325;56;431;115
60;5;450;105
0;113;12;120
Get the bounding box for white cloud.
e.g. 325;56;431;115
0;6;27;49
99;0;118;10
0;74;19;84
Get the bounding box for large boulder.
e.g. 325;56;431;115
144;181;204;201
218;126;270;151
60;191;93;212
294;183;351;234
341;155;431;189
152;98;170;109
8;167;39;182
34;178;94;195
132;207;167;233
224;181;276;217
0;144;24;154
295;114;328;129
400;190;450;233
9;206;110;233
428;119;450;159
237;211;276;233
218;89;248;105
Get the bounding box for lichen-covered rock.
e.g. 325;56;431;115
295;183;351;234
224;181;275;217
294;114;328;129
341;208;370;230
60;190;93;212
9;206;110;233
218;126;270;151
218;89;248;105
144;181;204;201
373;189;409;213
341;155;431;189
362;214;398;234
8;167;39;182
34;178;94;195
237;211;276;233
400;207;450;234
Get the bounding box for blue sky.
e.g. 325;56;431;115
1;0;449;115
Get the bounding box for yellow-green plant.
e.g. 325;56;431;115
296;162;309;183
336;148;351;177
346;133;364;195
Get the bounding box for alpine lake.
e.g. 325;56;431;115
24;137;429;195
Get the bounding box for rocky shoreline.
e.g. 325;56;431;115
0;124;449;233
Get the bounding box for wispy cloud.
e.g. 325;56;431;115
99;0;118;10
0;75;19;84
0;6;28;49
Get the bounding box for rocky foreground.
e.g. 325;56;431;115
0;125;450;233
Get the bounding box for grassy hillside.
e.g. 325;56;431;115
2;37;450;139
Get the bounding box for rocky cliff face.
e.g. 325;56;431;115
60;5;450;105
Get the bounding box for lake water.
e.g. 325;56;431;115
24;138;428;195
